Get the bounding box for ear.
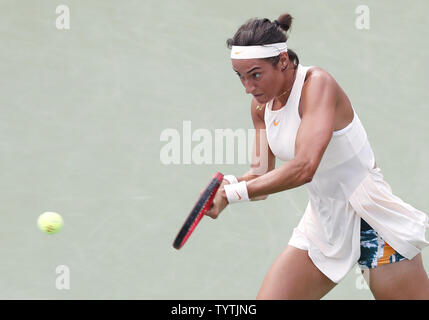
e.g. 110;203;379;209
279;52;290;71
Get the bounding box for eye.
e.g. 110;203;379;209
253;72;261;79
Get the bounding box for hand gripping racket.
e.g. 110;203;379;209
173;172;224;250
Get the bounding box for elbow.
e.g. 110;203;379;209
302;174;313;184
303;165;315;183
296;160;316;185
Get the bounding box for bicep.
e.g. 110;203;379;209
294;72;337;176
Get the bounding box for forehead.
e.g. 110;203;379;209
231;58;272;73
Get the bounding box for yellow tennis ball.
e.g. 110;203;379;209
37;212;63;234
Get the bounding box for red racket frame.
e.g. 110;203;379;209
173;172;224;249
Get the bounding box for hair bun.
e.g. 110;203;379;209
276;13;293;32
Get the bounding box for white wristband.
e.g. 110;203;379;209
224;181;250;204
223;175;238;184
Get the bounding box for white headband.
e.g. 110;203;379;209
230;42;288;59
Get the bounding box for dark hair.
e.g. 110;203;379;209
226;13;299;68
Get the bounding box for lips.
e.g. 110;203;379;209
254;94;263;97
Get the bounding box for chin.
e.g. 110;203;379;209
254;95;268;104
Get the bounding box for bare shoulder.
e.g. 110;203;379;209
301;66;339;100
305;66;336;83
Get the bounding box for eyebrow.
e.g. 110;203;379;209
234;67;262;74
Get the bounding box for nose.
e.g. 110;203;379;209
243;80;257;95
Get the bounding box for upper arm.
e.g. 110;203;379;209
247;98;276;176
294;68;337;179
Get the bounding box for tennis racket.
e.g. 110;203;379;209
173;172;224;250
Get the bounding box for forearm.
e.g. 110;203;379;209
246;159;311;199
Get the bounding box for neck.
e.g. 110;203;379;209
273;66;297;106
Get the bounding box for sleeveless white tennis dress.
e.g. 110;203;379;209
264;64;429;283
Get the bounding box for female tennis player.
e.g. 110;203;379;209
206;13;429;299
